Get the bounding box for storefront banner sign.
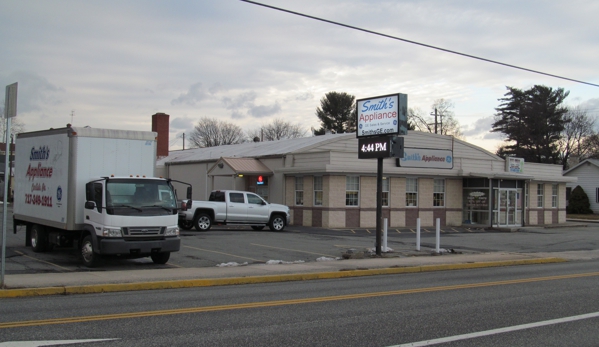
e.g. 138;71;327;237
506;157;524;173
356;93;408;138
396;148;453;169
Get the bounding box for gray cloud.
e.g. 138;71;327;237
171;83;208;106
222;91;257;110
170;116;195;130
462;116;503;140
2;71;65;113
249;102;281;118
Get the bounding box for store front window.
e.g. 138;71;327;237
463;189;489;225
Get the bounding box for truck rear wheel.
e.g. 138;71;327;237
194;213;212;231
80;235;99;268
31;224;49;252
151;252;170;264
269;214;286;232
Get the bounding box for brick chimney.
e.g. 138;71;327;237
152;113;169;158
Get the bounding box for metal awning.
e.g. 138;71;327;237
207;157;273;176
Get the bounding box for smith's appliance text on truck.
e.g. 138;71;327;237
12;126;191;267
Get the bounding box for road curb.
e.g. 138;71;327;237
0;257;568;298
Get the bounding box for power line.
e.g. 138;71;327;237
241;0;599;88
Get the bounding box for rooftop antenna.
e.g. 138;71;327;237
70;110;75;125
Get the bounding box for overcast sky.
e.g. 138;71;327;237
1;0;598;152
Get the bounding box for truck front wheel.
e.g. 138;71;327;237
31;225;49;252
269;214;286;232
194;213;212;231
151;252;170;264
80;235;99;268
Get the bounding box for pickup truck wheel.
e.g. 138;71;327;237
151;252;170;264
80;235;99;268
31;225;48;252
194;213;212;231
269;215;286;232
251;226;265;231
179;220;193;230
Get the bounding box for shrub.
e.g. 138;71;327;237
567;185;593;214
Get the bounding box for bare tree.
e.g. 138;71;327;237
408;99;463;138
558;106;597;169
0;105;26;142
248;119;307;141
188;117;245;148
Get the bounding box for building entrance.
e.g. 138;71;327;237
493;188;522;227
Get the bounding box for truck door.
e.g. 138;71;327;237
85;182;105;234
246;193;269;223
226;192;247;222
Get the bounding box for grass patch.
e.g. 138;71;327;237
567;214;599;220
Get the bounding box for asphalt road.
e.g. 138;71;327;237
2;202;598;274
1;260;598;346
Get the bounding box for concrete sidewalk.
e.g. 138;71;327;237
4;249;594;298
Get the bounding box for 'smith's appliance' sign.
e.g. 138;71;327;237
396;148;453;169
356;93;408;138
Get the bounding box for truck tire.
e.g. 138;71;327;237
269;214;286;232
80;235;100;268
179;220;193;230
151;252;170;264
31;224;49;252
194;213;212;231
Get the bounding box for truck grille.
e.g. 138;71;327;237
122;226;165;237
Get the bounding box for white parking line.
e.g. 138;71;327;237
390;311;599;347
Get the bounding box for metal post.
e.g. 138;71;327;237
435;218;440;254
416;218;421;251
383;218;388;252
1;116;11;288
375;158;383;256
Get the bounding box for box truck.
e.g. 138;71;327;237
12;126;191;267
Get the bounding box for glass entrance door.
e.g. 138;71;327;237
493;188;522;227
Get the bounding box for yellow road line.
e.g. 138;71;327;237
183;246;262;262
1;270;595;329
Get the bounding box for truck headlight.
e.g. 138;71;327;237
165;226;179;236
102;227;123;237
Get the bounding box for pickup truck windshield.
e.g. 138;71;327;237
106;179;177;216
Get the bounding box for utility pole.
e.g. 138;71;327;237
182;133;185;150
434;108;438;134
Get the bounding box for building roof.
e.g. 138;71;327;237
158;133;353;165
563;158;599;175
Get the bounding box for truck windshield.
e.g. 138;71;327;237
106;179;177;216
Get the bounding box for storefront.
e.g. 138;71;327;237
160;131;574;228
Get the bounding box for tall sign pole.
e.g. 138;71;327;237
356;93;407;256
1;82;17;289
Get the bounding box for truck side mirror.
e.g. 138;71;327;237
186;186;192;199
85;182;95;201
85;201;96;209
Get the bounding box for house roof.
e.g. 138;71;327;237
563;158;599;175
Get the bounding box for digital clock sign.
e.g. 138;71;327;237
358;136;390;159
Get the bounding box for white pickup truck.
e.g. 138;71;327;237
178;190;291;232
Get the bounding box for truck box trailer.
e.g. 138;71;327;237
13;126;191;267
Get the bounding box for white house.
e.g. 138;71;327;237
564;159;599;213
